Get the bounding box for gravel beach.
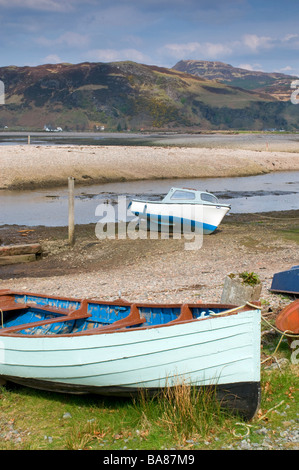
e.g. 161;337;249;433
0;211;298;310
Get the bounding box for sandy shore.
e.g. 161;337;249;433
1;144;299;189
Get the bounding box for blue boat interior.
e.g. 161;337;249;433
0;293;231;336
138;305;225;325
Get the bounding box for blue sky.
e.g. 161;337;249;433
0;0;298;76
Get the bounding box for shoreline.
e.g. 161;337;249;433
1;208;299;229
1;144;299;190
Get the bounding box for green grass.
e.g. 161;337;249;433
1;358;298;450
278;227;299;245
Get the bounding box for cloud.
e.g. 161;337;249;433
86;48;150;64
43;54;62;64
282;33;299;42
37;32;90;48
162;41;233;60
280;65;293;72
242;34;273;52
82;4;155;30
238;63;264;72
0;0;76;12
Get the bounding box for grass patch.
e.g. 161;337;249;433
1;359;298;450
278;227;299;244
0;382;231;450
228;270;260;286
132;380;231;447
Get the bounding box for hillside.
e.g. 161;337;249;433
0;60;298;132
172;60;298;101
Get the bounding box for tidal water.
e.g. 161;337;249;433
1;171;299;227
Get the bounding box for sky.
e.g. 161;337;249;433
0;0;298;76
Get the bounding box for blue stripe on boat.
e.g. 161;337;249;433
142;213;217;234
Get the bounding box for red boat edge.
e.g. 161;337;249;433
275;299;299;335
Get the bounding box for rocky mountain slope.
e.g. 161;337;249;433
172;60;298;101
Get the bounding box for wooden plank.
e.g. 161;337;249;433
0;243;42;257
68;176;75;246
26;303;76;315
0;304;28;311
0;254;37;265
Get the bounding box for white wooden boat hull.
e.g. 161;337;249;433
129;200;230;234
0;307;261;418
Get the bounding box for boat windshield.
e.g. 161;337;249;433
170;190;196;200
200;193;218;204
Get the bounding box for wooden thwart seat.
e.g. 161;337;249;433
94;304;146;333
26;303;78;316
0;299;90;334
0;301;146;335
0;291;28;312
0;303;29;312
167;304;194;324
0;298;79;316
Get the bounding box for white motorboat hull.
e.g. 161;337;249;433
130;200;230;234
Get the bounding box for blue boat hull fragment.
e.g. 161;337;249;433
270;265;299;295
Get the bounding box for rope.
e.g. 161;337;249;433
208;301;261;316
261;314;299;366
261;314;299;338
207;304;299;368
232;400;285;438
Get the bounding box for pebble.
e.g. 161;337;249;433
225;424;299;450
0;418;298;449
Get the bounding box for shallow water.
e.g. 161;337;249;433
1;171;299;227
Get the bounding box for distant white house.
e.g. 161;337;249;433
44;125;63;132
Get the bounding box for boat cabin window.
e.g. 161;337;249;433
200;193;218;204
170;190;196;200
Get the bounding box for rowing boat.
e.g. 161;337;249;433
0;289;261;420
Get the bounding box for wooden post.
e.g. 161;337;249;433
28;135;30;145
68;177;75;246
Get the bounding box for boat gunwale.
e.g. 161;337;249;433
0;288;239;310
0;290;260;338
0;310;251;338
130;198;231;209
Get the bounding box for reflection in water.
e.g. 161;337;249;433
0;171;299;226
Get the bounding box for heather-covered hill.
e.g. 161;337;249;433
0;60;298;131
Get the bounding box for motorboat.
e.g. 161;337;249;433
128;187;230;234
